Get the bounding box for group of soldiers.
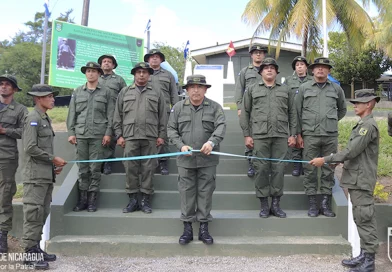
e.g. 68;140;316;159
0;42;388;271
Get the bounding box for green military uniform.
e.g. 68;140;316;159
168;97;226;222
22;105;57;249
240;66;296;200
113;81;166;195
67;82;115;193
234;64;261;110
0;76;27;234
284;71;312;162
388;112;392;136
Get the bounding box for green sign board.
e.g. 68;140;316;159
49;20;144;88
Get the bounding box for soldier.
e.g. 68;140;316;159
310;89;380;272
97;54;127;175
144;49;178;175
295;57;347;217
284;56;312;176
234;43;268;177
240;58;297;218
168;75;226;245
0;75;28;253
22;84;66;270
67;62;115;213
113;62;166;214
57;39;75;69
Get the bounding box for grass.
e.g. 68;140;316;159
28;107;69;123
15;184;23;199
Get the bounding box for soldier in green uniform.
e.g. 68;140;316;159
310;89;380;272
22;84;66;270
240;58;297;218
234;43;268;177
0;75;28;253
295;57;347;217
67;62;115;213
97;54;127;175
144;49;178;175
113;62;166;214
168;75;226;245
283;56;312;176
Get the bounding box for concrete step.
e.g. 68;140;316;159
47;235;351;257
111;158;296;175
61;209;346;237
96;190;310;210
100;173;305;191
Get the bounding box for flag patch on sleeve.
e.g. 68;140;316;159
30;121;38;126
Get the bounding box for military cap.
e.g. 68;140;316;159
182;74;212;89
97;54;118;69
0;74;22;91
291;56;309;70
259;57;279;74
27;84;59;97
131;62;154;75
349;89;380;104
249;43;268;54
81;61;104;74
144;49;166;62
308;57;333;69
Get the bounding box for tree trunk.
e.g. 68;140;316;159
351;78;355;99
302;27;309;57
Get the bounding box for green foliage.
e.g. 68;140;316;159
14;184;23;199
373;182;389;202
27;107;69;123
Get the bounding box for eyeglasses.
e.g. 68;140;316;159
252;51;265;55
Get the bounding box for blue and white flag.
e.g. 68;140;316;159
144;19;151;33
44;0;51;18
183;40;190;59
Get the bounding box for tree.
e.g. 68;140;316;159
371;0;392;57
328;31;392;97
241;0;375;60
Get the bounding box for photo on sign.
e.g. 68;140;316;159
57;37;76;71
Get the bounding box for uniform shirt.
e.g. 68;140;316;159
295;79;347;136
99;72;127;98
324;114;379;193
113;83;167;140
284;73;313;94
234;65;261;110
22;107;55;183
167;97;226;168
67;83;115;139
0;100;28;161
240;81;296;139
388;112;392;137
149;67;179;112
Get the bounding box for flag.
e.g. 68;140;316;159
44;0;51;18
226;41;236;57
144;19;151;33
183;40;190;59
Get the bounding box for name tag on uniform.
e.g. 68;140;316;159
30;121;38;126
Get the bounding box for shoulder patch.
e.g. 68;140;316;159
359;128;368;136
170;108;174;112
295;90;299;94
30;121;38;126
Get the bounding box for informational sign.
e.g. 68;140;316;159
49;20;144;88
194;65;224;107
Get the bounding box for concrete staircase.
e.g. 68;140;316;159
47;110;350;257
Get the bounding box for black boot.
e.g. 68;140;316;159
0;230;8;253
160;160;169;175
103;162;112;175
308;195;319;217
270;196;287;218
342;249;365;268
258;197;270;218
38;243;57;262
320;194;336;217
87;191;98;212
198;222;213;245
292;162;302;176
140;193;152;213
25;244;49;270
73;190;88;212
179;222;193;245
247;159;255;177
349;252;375;272
122;193;139;213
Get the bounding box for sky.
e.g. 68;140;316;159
0;0;379;52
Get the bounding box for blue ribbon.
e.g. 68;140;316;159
68;150;310;164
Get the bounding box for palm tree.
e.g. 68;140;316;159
242;0;375;60
371;0;392;56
